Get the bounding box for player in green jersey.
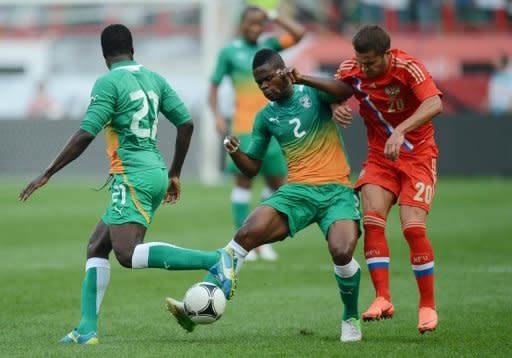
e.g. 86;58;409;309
19;24;235;345
208;5;306;261
168;49;363;342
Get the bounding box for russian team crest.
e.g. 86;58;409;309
384;84;400;98
300;95;312;108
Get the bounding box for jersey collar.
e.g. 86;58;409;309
110;60;141;71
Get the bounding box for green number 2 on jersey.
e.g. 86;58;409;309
130;90;159;140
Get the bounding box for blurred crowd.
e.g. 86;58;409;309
0;0;511;120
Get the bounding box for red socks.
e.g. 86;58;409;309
403;222;436;309
363;212;391;300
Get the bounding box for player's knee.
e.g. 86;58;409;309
330;244;353;265
114;248;134;268
235;224;262;250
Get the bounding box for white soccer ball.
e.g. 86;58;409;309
183;282;226;324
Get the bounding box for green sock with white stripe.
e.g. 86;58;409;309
76;258;110;334
334;259;361;321
132;242;219;270
231;186;250;229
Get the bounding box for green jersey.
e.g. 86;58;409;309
80;60;191;174
211;36;293;134
247;85;352;186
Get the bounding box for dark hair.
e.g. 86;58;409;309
240;5;264;23
252;49;285;70
101;24;134;58
352;25;390;55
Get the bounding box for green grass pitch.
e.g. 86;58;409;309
1;177;511;357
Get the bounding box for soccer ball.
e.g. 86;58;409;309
183;282;226;324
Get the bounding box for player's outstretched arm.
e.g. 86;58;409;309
223;135;262;178
282;67;353;102
165;121;194;204
208;84;228;137
19;129;95;202
268;9;306;43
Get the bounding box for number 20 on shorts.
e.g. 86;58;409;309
413;182;433;204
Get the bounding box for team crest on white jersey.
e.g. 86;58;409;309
300;95;312;108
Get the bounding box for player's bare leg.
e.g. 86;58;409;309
328;220;362;342
360;184;395;321
400;205;437;333
60;220;112;344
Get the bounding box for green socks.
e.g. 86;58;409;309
334;259;361;321
231;187;251;229
132;242;219;270
76;258;110;334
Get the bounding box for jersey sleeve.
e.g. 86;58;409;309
311;86;339;105
158;75;192;126
246;111;271;160
401;58;442;101
334;60;357;86
262;34;296;51
210;47;230;85
80;76;117;136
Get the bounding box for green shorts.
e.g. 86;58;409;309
262;183;361;238
102;168;168;227
227;133;287;177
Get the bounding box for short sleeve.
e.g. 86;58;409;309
311;86;339;105
262;34;296;51
80;76;117;136
402;59;442;101
334;60;357;87
246;111;271;160
157;75;192;126
210;47;231;85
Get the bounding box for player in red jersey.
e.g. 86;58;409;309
332;25;443;334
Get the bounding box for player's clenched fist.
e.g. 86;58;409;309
223;135;240;153
332;104;353;128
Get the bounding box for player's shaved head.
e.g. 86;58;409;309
252;49;285;71
101;24;134;58
352;25;390;55
240;5;265;23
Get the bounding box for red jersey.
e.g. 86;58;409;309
335;49;442;157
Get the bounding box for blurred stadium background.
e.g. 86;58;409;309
1;1;512;356
0;0;511;180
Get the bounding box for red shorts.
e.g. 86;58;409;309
355;152;437;212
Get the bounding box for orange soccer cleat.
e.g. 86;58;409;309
418;307;438;334
362;296;395;321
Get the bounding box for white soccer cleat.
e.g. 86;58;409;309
245;250;258;261
341;318;362;342
257;244;278;261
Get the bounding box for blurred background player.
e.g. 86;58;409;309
208;5;306;261
333;25;443;334
19;24;234;344
486;53;512;115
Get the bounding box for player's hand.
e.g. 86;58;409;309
332;104;353;128
384;130;405;161
19;173;50;202
164;176;181;204
223;135;240;154
215;115;228;137
279;67;303;84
